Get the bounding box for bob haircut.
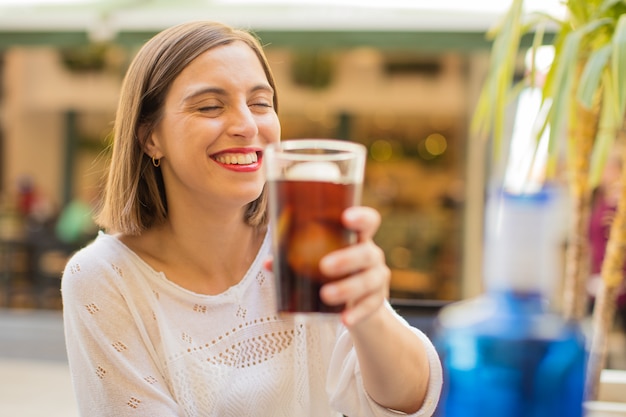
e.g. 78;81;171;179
95;21;278;235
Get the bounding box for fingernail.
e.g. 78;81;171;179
343;208;358;222
320;255;336;272
321;284;337;301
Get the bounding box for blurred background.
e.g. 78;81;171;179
3;1;623;415
1;0;551;309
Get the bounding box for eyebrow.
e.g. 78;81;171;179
182;84;274;103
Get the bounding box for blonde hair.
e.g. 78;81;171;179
95;21;278;235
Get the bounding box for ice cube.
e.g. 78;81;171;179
286;161;341;182
288;221;346;281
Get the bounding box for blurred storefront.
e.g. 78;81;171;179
0;0;530;308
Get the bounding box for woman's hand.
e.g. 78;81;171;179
262;205;391;327
319;206;391;327
264;206;432;413
321;207;430;414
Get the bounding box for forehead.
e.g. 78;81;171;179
175;41;267;86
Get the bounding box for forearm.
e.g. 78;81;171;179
349;304;430;414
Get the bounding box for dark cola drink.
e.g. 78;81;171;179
265;139;366;315
272;179;357;313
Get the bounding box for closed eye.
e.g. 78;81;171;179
249;101;274;114
197;106;225;116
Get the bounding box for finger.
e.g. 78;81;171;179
320;241;385;278
343;206;381;242
320;263;390;306
320;266;390;327
341;290;387;327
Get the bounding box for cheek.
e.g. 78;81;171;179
260;113;281;143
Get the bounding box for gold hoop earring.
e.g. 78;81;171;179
152;156;161;167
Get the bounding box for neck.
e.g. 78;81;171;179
122;204;266;295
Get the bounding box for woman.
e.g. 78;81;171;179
61;20;442;416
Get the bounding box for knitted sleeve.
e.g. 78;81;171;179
61;242;183;416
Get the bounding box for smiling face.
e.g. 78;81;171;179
146;41;281;217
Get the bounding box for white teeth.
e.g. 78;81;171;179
215;152;258;165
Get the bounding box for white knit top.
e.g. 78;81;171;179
62;231;442;417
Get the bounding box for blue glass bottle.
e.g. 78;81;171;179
435;188;586;417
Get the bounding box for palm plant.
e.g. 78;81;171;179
472;0;626;400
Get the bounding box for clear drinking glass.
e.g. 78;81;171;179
265;139;366;314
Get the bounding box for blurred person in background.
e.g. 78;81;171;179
588;142;626;335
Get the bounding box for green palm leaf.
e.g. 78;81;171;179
612;14;626;118
598;0;626;16
578;45;611;107
546;30;581;160
589;70;619;187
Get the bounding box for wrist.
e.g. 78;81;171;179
345;300;390;334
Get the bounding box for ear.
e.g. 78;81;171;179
139;123;163;160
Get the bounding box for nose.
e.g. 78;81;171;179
226;104;259;139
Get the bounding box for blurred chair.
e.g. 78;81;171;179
0;238;34;307
27;221;90;309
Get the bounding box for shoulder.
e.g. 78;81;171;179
64;232;127;273
61;232;137;297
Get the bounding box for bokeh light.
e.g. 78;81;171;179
418;133;447;160
370;139;393;162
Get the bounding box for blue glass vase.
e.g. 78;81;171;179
435;188;586;417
